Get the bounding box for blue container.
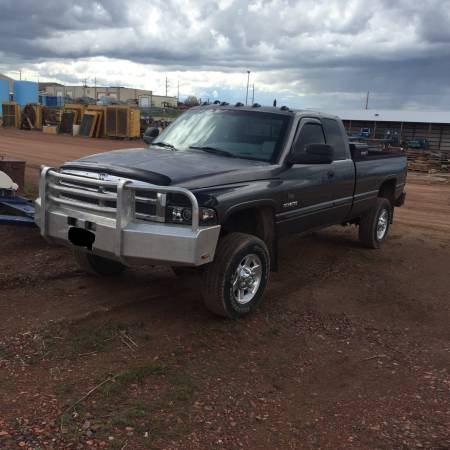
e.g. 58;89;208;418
13;80;38;106
0;80;9;116
40;95;64;107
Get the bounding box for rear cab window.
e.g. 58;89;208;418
321;118;348;160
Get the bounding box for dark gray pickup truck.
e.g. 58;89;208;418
35;105;407;318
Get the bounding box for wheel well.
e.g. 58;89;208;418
221;207;276;269
222;207;273;241
378;179;396;207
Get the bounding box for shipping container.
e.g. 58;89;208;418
0;80;9;114
39;95;65;107
13;81;38;106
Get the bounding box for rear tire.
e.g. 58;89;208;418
359;197;392;249
201;233;270;319
74;250;126;277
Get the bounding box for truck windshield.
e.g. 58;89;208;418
152;108;291;162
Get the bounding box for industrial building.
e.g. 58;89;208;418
328;109;450;154
0;73;13;93
39;82;177;108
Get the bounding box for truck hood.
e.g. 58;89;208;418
62;147;279;188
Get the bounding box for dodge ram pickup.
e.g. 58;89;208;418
35;104;407;318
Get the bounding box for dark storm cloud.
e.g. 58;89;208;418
0;0;127;58
1;0;125;36
1;0;450;108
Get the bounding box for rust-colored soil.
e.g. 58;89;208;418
0;128;144;185
0;130;449;449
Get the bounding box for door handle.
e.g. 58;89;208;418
327;170;335;178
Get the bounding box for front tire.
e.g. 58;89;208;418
359;197;392;249
74;250;126;277
201;233;270;319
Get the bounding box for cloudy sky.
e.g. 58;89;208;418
1;0;450;109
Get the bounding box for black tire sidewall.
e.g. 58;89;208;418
223;241;270;318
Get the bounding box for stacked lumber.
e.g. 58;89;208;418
406;149;449;173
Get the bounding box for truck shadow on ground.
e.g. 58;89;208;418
0;224;405;335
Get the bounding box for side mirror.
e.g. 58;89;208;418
143;127;160;144
288;144;334;165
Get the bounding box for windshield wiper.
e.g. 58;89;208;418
152;142;176;150
189;145;236;158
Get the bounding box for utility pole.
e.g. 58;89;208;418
165;77;168;97
19;70;22;80
251;84;255;104
245;71;250;105
177;79;180;103
365;91;370;110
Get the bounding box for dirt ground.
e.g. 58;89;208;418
0;130;449;449
0;128;143;187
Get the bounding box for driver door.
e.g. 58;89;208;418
277;118;336;236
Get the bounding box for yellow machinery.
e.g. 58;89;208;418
1;102;21;128
63;103;87;125
86;105;107;137
105;106;140;138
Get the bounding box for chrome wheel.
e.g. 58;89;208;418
232;254;262;305
376;209;389;240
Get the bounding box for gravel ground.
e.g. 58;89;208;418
0;130;449;449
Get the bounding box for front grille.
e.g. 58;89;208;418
47;171;163;222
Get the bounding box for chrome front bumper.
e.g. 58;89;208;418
35;167;221;267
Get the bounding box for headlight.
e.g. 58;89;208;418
166;206;217;225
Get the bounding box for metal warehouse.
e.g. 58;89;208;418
39;82;177;108
328;109;450;155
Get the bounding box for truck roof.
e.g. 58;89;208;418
191;104;340;121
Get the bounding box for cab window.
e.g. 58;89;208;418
293;122;325;154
